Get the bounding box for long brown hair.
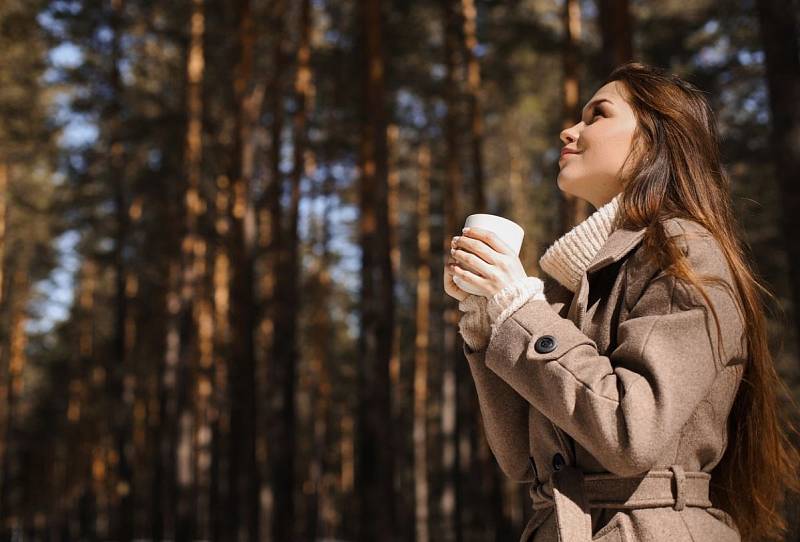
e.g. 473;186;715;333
602;61;800;542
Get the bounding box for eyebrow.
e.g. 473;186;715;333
581;98;613;119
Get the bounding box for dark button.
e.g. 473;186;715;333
552;452;565;471
534;335;557;354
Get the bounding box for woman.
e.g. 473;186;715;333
444;61;800;542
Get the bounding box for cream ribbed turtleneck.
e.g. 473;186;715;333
458;193;622;351
538;192;621;293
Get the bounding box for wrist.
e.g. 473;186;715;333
487;276;546;329
458;294;491;352
458;293;487;313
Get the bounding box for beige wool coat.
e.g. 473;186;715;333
463;217;747;541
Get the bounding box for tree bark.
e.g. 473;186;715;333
441;0;464;539
598;0;633;77
228;0;259;540
413;144;432;542
175;0;207;538
755;0;800;357
461;0;486;214
262;1;287;537
356;0;397;540
107;2;134;538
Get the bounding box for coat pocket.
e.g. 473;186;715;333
592;511;632;542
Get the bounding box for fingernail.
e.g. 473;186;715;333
453;236;460;242
450;248;455;254
462;227;470;232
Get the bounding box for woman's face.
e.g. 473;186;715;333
557;81;638;209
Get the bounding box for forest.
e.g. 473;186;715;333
1;0;799;540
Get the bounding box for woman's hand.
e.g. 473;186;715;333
449;227;528;299
444;249;470;302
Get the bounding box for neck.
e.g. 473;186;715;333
538;193;622;293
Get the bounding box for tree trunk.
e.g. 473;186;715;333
441;1;464;539
306;166;334;541
262;0;287;538
175;0;207;538
1;259;32;533
755;0;800;358
0;161;8;522
0;161;6;308
561;0;591;230
70;259;99;540
271;0;312;536
210;173;232;542
228;0;260;540
107;1;134;538
461;0;486;214
414;144;432;542
598;0;633;77
356;0;397;540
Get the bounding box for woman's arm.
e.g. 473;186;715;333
540;272;575;319
460;274;576;481
459;294;535;482
480;232;746;477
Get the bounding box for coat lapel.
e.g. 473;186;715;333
567;225;648;328
585;225;648;275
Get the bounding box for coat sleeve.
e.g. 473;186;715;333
461;277;574;482
541;273;574;319
464;343;535;482
482;233;746;477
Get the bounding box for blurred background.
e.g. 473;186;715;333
1;0;799;540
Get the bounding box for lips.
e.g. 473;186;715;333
560;148;580;157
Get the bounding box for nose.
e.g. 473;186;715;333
560;119;582;146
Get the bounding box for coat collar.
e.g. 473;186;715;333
568;225;648;329
584;225;648;275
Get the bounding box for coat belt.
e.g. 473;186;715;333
529;464;713;541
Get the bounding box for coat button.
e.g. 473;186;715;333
552;452;565;471
534;335;557;354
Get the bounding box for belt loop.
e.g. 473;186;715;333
669;465;686;511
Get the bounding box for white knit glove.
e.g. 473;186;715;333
458;294;492;352
487;276;546;343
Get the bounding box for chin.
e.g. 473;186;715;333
556;174;580;198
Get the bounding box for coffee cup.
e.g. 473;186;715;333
453;213;525;296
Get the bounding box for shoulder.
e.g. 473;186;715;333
662;217;714;245
626;217;715;271
630;216;727;271
660;217;732;281
624;217;736;308
658;218;747;364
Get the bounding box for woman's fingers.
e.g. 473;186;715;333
451;234;498;278
444;259;468;301
452;234;496;266
451;263;489;294
451;246;491;277
460;227;514;256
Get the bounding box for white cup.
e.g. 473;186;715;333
453;214;525;296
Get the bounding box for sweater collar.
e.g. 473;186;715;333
538;193;622;293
